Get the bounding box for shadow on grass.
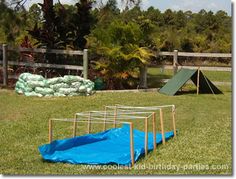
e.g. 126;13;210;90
147;73;172;88
175;89;197;95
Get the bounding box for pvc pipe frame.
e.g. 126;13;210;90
75;111;154;157
48;118;135;166
48;104;177;166
106;104;177;142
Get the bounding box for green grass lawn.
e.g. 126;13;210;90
0;84;232;175
147;68;231;88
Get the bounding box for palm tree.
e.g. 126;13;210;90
95;44;154;89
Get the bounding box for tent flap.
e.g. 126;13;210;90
159;69;197;95
159;68;223;95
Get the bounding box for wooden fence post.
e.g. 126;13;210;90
173;50;178;75
139;65;147;89
83;49;88;79
2;44;8;86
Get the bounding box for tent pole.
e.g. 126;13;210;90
197;67;200;95
160;108;165;144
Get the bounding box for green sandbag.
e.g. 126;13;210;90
83;79;92;84
35;87;54;96
78;85;87;93
24;87;33;93
15;81;26;89
45;94;54;97
24;91;43;97
19;73;45;82
62;75;84;84
18;77;26;84
27;80;46;88
46;77;64;86
15;81;33;93
86;87;93;94
15;87;24;94
58;88;78;95
54;92;66;97
71;82;82;89
68;92;80;97
50;83;70;91
18;73;31;81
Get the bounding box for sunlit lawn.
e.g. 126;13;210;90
0;83;232;175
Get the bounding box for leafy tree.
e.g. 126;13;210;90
89;20;154;89
0;0;24;44
174;10;187;29
145;6;164;26
163;9;175;26
28;0;95;50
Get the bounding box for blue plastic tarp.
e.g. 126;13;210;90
39;124;174;166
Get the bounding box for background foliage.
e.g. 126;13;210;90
0;0;232;89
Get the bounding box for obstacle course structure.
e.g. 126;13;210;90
159;68;223;96
39;105;177;166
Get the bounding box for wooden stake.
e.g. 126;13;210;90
73;114;77;137
129;123;135;167
159;108;165;145
49;119;52;143
152;112;156;150
172;107;177;137
103;106;107;131
197;67;200;95
87;112;91;134
145;117;148;156
113;106;117;128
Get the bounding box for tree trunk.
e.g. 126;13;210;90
139;65;147;89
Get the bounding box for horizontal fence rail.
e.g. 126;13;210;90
141;50;231;88
0;45;232;88
177;52;231;58
0;61;84;70
0;44;88;86
158;51;232;58
0;46;84;55
151;65;232;72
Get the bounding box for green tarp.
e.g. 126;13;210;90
159;68;223;96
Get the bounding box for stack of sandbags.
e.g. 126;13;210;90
15;73;95;97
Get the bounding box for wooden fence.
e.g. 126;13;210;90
0;44;88;86
139;50;231;88
0;45;232;88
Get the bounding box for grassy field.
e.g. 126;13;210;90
0;83;232;175
147;68;231;88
